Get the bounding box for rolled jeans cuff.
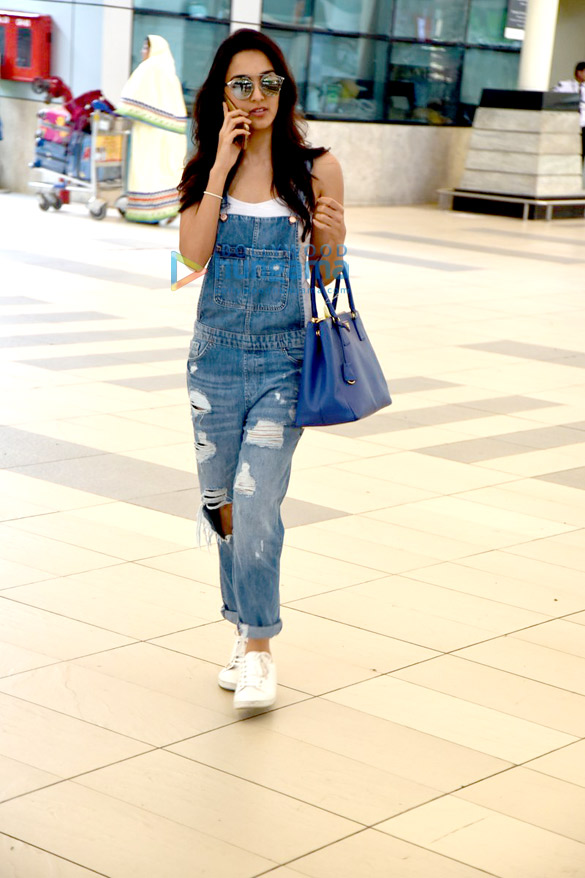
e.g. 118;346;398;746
221;606;283;639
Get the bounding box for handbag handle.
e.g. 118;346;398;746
310;261;357;385
331;263;356;315
311;262;355;323
310;262;336;322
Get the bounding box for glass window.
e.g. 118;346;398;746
262;0;313;27
263;28;310;108
388;42;462;123
129;0;525;126
306;33;388;119
0;25;5;67
134;0;229;15
460;47;520;107
182;19;230;104
16;27;32;68
132;14;229;105
393;0;467;43
313;0;393;35
132;15;187;76
467;0;521;47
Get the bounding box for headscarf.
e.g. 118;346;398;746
118;35;187;134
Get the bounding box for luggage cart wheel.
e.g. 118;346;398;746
114;195;127;218
89;199;107;221
48;192;62;210
38;193;51;211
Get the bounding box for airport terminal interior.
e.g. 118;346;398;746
1;192;585;876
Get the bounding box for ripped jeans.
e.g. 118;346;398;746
187;322;305;639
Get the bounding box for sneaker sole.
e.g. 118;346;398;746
218;677;237;692
233;695;276;710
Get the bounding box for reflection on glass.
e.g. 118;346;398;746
132;15;187;78
130;0;526;126
388;42;462;123
0;26;5;66
263;28;310;108
467;0;521;47
182;19;230;103
132;14;229;105
460;47;520;107
262;0;313;26
134;0;229;16
313;0;393;35
307;34;387;119
393;0;467;42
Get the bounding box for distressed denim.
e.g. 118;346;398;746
186;198;308;639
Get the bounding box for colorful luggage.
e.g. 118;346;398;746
66;131;91;179
30;77;128;219
32;137;69;174
37;108;71;143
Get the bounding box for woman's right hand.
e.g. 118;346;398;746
215;102;250;171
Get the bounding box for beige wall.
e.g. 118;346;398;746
0;97;42;193
307;121;471;205
551;0;585;86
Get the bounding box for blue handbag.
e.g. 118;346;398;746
294;263;392;427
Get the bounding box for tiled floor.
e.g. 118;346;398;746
1;192;585;877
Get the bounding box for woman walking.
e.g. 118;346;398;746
179;28;345;709
118;35;188;222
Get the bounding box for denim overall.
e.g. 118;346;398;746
186;194;309;639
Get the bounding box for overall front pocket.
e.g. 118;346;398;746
213;246;290;311
213;246;248;309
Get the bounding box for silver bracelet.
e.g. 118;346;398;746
203;190;222;200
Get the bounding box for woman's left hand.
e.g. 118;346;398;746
310;155;346;283
312;196;345;235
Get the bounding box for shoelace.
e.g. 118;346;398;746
237;652;271;691
225;635;247;670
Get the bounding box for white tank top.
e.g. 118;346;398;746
226;193;311;293
226;195;293;217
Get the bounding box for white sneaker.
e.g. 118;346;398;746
233;651;277;710
217;633;247;691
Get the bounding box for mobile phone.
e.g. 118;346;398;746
224;92;248;150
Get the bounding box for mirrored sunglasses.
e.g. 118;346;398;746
225;74;285;100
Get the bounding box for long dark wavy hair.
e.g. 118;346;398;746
178;29;328;240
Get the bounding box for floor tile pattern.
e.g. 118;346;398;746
1;195;585;876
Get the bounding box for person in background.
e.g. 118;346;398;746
553;61;585;161
118;35;188;222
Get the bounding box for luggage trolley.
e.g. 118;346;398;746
29;77;130;220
